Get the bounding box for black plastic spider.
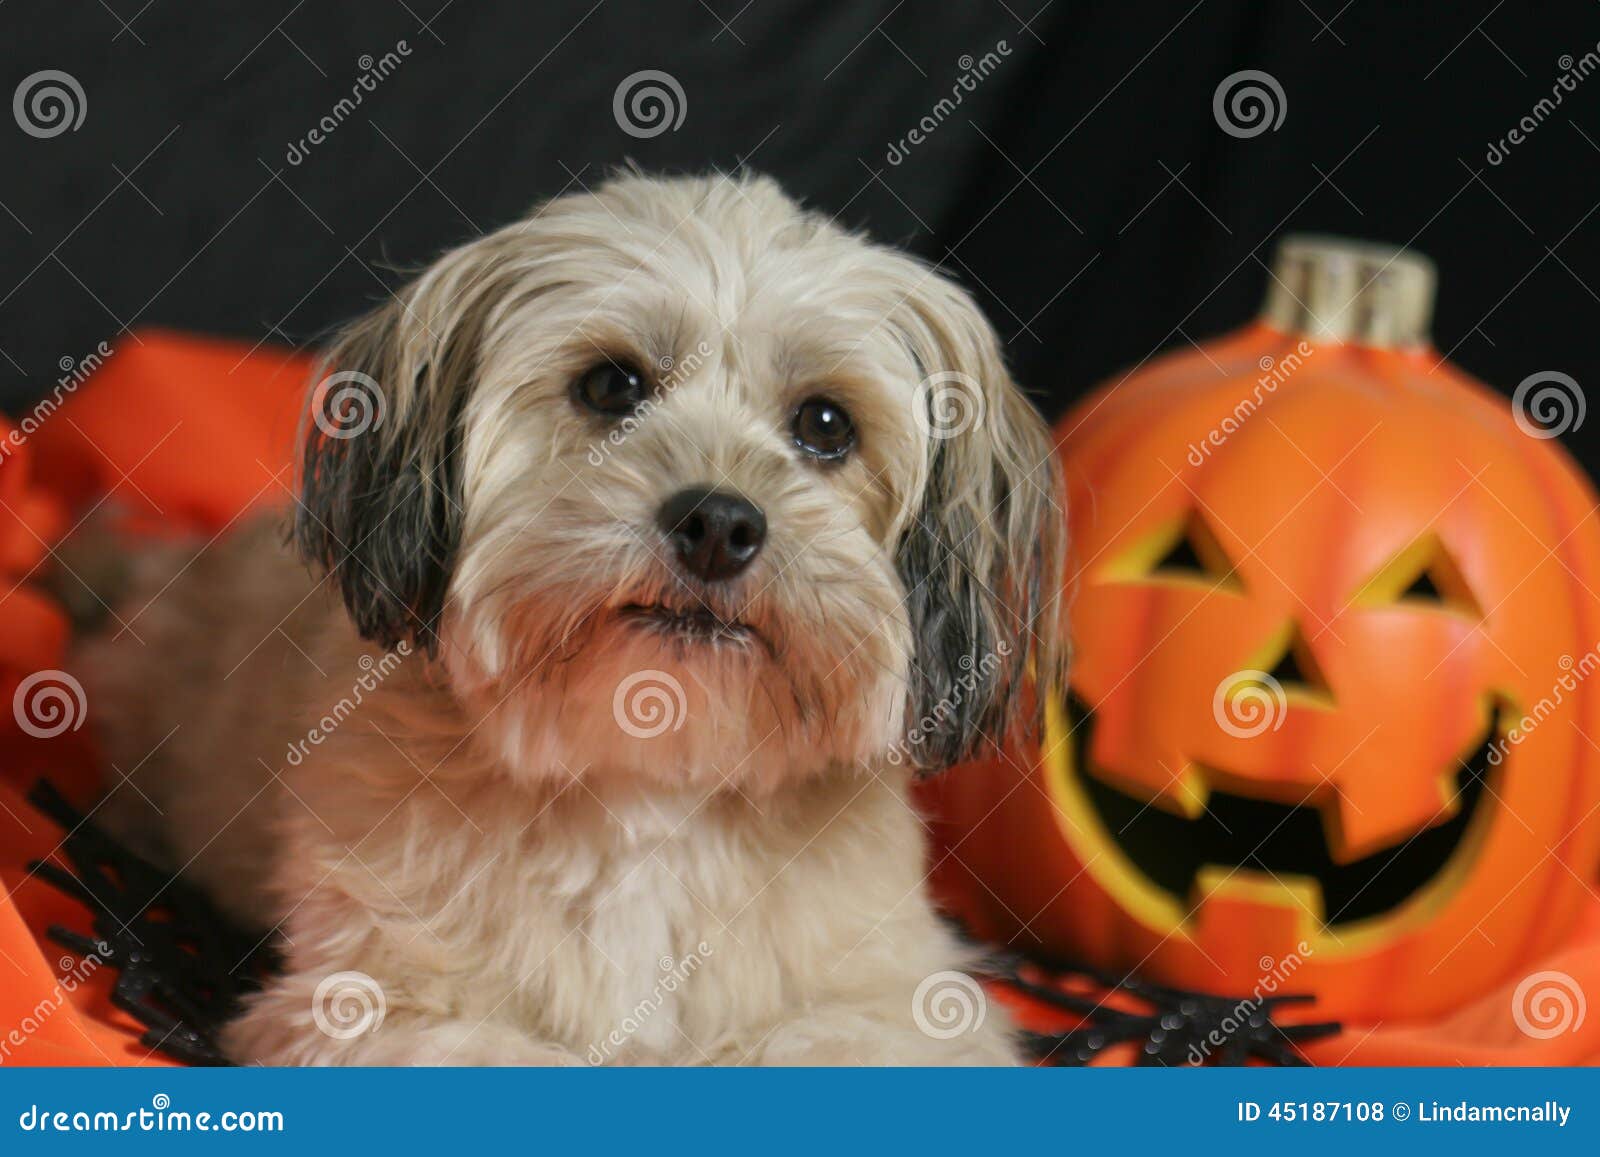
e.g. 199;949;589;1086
26;780;277;1066
978;948;1342;1066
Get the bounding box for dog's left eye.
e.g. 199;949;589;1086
572;360;648;416
792;397;855;460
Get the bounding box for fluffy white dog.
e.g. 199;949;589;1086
79;172;1064;1065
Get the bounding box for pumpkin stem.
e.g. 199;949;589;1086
1262;234;1436;348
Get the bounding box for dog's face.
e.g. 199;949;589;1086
297;174;1063;792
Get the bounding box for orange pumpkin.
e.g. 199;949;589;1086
926;237;1600;1023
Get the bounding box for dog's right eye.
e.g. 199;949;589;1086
572;361;648;416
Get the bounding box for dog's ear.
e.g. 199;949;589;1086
295;240;508;655
891;274;1066;772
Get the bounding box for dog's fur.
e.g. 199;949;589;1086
77;173;1064;1065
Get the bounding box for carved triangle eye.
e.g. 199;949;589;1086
1354;534;1483;618
1399;569;1444;602
1114;513;1242;590
1153;534;1205;574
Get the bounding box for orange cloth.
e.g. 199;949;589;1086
0;330;311;1066
0;329;1594;1065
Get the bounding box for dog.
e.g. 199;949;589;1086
76;172;1065;1065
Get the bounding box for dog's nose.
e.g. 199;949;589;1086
657;488;767;582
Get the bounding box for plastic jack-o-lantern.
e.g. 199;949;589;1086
927;237;1600;1023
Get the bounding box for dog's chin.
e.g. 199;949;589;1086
446;592;906;796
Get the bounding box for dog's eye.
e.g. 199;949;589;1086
792;397;855;460
572;360;648;416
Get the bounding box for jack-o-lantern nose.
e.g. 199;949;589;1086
1260;629;1332;702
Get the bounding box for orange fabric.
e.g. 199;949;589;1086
0;330;311;1066
25;328;310;527
0;328;1594;1065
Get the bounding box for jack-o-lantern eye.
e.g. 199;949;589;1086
1352;534;1483;618
1112;513;1241;591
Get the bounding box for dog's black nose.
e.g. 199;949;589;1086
657;488;767;582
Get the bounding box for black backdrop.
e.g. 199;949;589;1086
4;1;1600;473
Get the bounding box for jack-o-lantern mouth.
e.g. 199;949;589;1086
1064;695;1497;926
